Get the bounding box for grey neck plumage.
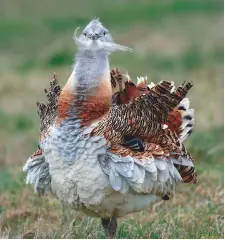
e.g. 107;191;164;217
73;48;110;95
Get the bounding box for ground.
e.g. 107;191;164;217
0;0;223;238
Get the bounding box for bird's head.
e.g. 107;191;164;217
74;18;132;53
82;18;112;43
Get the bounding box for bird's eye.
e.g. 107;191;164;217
103;31;107;36
83;32;87;36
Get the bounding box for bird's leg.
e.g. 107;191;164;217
101;216;117;238
108;216;117;238
101;217;110;236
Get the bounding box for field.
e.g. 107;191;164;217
0;0;224;238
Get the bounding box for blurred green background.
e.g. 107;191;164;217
0;0;223;238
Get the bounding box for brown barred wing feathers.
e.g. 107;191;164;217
36;74;62;139
93;79;192;142
94;70;196;188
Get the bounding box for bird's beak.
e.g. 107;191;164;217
90;34;100;40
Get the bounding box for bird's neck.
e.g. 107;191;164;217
57;49;112;126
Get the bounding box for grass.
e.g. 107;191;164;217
0;0;223;238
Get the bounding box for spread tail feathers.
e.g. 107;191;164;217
178;99;194;143
167;98;194;143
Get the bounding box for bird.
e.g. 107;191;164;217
23;18;197;238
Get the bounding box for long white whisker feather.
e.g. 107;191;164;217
103;42;133;52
